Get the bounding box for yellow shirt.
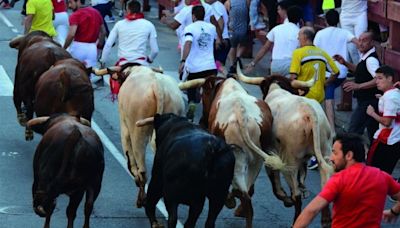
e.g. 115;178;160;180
290;45;339;103
26;0;56;37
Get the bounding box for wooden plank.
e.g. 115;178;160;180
388;21;400;51
383;49;400;75
368;0;386;18
387;0;400;22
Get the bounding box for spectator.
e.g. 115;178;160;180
313;9;358;133
245;4;302;77
226;0;248;75
333;31;380;143
100;0;158;66
52;0;69;46
290;26;339;103
293;133;400;228
366;65;400;176
64;0;106;69
179;5;217;121
24;0;56;37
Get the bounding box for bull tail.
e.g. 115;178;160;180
152;75;164;114
302;103;331;173
59;67;70;102
234;102;285;171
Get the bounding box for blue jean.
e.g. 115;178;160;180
249;0;261;29
348;98;379;143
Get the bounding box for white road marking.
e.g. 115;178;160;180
92;120;184;228
0;11;19;34
0;65;13;96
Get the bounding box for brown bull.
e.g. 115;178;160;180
10;32;72;140
33;59;94;134
237;68;334;227
180;77;284;228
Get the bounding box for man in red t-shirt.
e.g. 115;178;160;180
64;0;106;68
294;133;400;228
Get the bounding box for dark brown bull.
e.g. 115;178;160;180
34;58;94;134
27;114;104;228
10;32;72;140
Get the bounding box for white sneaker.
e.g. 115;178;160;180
118;10;123;17
105;16;115;23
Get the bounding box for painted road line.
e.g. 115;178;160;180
0;11;19;34
92;121;184;228
0;66;13;96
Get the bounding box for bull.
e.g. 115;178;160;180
9;31;72;140
93;65;185;208
136;113;235;228
236;66;334;227
27;114;104;228
179;77;284;228
34;58;94;132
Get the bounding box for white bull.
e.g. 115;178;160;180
237;68;334;227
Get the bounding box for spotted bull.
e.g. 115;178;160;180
237;68;334;227
27;114;104;228
136;113;235;228
179;77;284;228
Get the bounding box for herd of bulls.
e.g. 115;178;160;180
9;31;334;228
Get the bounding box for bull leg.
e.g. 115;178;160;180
83;181;102;228
282;170;302;225
265;167;293;206
206;190;229;228
234;193;253;228
318;156;332;228
185;199;205;228
145;172;163;228
66;191;85;228
297;162;310;199
43;215;51;228
13;84;26;126
164;200;179;228
24;100;34;141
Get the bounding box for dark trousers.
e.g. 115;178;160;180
370;141;400;174
187;69;217;103
93;2;113;35
348;98;379;143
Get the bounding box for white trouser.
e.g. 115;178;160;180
271;58;291;78
340;11;367;64
68;41;98;68
53;12;69;47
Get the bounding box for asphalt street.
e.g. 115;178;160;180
0;1;399;228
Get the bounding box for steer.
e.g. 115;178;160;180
236;68;334;227
95;65;185;208
27;114;104;228
136;113;235;228
34;58;94;131
179;77;284;228
10;32;71;140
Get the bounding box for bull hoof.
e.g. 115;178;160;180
17;113;27;126
283;197;294;207
225;194;236;209
151;222;164;228
25;129;34;141
234;204;246;218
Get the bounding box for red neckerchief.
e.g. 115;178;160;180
125;13;145;21
190;0;201;6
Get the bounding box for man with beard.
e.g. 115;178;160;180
293;133;400;228
64;0;106;69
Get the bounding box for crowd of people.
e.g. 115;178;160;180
7;0;400;226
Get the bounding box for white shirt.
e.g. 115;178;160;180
212;0;229;39
374;88;400;145
183;21;217;73
341;0;368;16
101;18;159;66
174;3;220;45
361;47;380;78
266;20;299;60
314;26;355;78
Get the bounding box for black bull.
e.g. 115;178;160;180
143;113;235;228
28;114;104;228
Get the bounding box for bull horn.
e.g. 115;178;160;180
9;35;25;49
178;78;206;90
27;116;50;128
92;66;121;76
291;76;316;88
79;117;91;127
236;63;265;85
136;117;154;127
151;66;164;73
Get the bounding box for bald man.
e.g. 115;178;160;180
334;31;380;143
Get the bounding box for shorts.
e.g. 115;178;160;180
302;2;314;23
325;78;346;100
214;39;231;65
229;31;248;48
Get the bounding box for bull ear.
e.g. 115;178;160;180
27;117;50;128
136;117;154;127
9;35;25;49
79;117;91;127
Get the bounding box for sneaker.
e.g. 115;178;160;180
307;156;318;170
118;10;123;17
186;102;196;122
105;16;115;23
